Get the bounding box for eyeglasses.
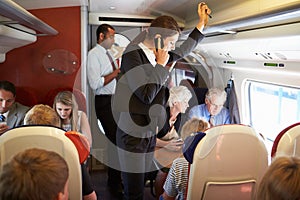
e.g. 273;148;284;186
208;99;223;108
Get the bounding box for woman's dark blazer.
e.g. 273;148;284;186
113;28;204;129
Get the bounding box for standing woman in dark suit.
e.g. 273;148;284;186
113;2;211;200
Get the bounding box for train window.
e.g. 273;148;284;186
170;68;195;86
170;62;196;86
247;81;300;152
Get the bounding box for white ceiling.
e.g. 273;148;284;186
13;0;214;23
13;0;300;26
88;0;201;22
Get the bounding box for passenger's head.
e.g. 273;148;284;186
256;156;300;200
180;117;210;140
131;15;181;51
148;16;181;51
96;23;115;49
0;80;16;114
205;87;227;116
53;91;78;118
24;104;60;127
53;91;79;131
0;148;69;200
168;86;192;113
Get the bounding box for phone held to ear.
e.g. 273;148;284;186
154;37;164;52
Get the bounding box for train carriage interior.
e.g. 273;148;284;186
1;0;300;199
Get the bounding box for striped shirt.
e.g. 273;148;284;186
163;157;189;200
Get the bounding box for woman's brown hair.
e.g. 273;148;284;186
131;15;181;44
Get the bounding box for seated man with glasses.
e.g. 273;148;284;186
188;87;230;127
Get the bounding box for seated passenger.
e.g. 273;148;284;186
0;80;29;135
24;104;97;200
160;118;209;200
0;148;69;200
53;90;93;147
24;104;60;126
256;156;300;200
188;87;230;126
153;85;192;198
156;85;192;151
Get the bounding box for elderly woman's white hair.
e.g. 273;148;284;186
168;85;192;107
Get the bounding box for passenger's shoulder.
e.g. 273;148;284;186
124;43;143;53
78;110;88;118
14;102;30;113
15;102;29;108
88;45;103;55
222;106;230;112
190;103;205;110
173;157;188;165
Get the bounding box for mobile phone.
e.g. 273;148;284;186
176;138;183;142
0;121;7;126
176;138;183;146
154;37;164;52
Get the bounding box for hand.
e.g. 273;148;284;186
0;123;9;135
113;68;121;77
197;2;211;31
154;48;169;67
164;139;184;152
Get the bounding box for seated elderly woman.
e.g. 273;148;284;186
151;85;193;197
156;85;192;151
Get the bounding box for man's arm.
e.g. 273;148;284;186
103;68;120;85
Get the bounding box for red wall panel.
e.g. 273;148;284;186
0;6;82;106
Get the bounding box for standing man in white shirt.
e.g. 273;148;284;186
87;24;122;198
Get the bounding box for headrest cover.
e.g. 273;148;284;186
182;132;206;164
65;131;90;164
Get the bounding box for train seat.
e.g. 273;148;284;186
186;124;268;200
193;87;208;105
65;130;90;164
0;125;82;200
271;122;300;158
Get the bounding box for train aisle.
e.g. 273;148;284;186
90;167;157;200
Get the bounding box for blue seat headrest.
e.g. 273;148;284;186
182;132;206;164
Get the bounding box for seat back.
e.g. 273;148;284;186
193;87;208;105
187;124;268;200
0;125;82;200
271;122;300;158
